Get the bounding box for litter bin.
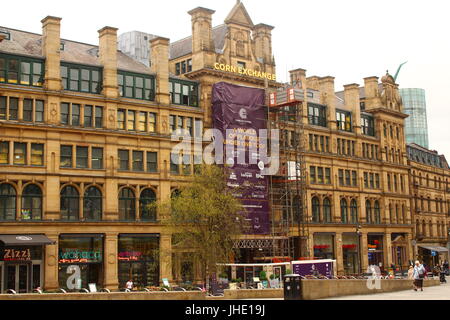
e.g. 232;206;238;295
283;274;302;300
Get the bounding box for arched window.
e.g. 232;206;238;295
84;186;102;221
366;200;372;224
323;198;331;223
350;199;358;223
140;189;157;221
22;184;42;220
374;201;381;224
340;198;348;223
119;188;135;221
0;184;16;221
61;186;79;221
312;197;320;223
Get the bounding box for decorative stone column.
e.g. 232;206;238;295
104;233;119;290
160;233;173;285
335;233;344;275
361;232;369;272
44;233;59;291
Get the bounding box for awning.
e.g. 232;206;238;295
0;234;55;246
418;245;449;253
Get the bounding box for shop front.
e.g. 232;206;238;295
58;234;104;291
118;234;159;290
0;234;54;293
391;234;408;270
313;233;335;260
418;245;449;268
368;234;384;270
342;233;360;275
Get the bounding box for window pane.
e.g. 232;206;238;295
60;145;73;168
9;97;18;120
149;113;156;133
119;150;129;170
23;99;33;121
13;142;26;165
133;151;143;171
31;144;44;166
147;152;157;173
76;146;88;168
138;112;147;132
33;100;43;121
0;96;6;119
0;141;9;164
117;109;125;129
72;104;80;126
92;147;103;169
127;110;135;131
95;106;103;128
61;102;69;124
84;105;93;127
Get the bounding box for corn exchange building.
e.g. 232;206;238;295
0;2;448;292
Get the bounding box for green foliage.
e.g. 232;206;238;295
151;164;247;284
269;274;276;280
285;269;292;275
259;271;267;281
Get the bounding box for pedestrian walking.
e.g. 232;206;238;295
126;279;134;291
407;266;414;280
413;261;426;292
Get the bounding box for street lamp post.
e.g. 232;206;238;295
356;224;362;275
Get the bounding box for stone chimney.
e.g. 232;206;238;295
188;7;215;70
41;16;62;91
306;76;320;90
253;23;274;65
98;26;119;99
289;68;306;87
343;83;361;134
363;76;380;110
318;76;337;130
150;37;170;106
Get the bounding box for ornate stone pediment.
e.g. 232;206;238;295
225;1;254;28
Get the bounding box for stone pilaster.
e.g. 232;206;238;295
160;233;173;285
104;233;119;290
44;233;59;291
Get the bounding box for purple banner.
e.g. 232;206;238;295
292;262;334;279
212;82;269;235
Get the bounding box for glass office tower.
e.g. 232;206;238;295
400;88;429;149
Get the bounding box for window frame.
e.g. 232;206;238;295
118;70;155;101
61;62;102;94
0;53;44;87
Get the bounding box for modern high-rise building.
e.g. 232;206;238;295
399;88;429;149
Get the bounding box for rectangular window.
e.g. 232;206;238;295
23;99;33;122
361;114;375;136
60;145;73;168
187;59;192;72
310;166;316;184
0;141;9;164
117;71;154;101
169;79;199;107
352;171;357;186
117;109;125;130
71;104;80;126
147;152;157;173
31;143;44;166
309;134;313;151
118;150;129;171
138;112;147;132
170;153;179;175
325;168;331;184
186;117;193;136
177;116;184;131
84;105;93;127
132;151;144;171
345;170;351;186
9;97;18;120
317;167;324;184
338;169;344;186
194;118;202;138
337;139;341;155
13;142;26;165
127;110;135;131
76;146;88;168
375;174;380;189
370;173;375;189
181;61;187;74
325;137;330;152
0;96;6;119
61;103;69;125
95;106;103;128
149;113;157;133
169;115;176;133
35;100;44;122
364;172;368;188
0;54;43;87
61;64;101;94
336;110;352;132
175;63;181;75
308;103;327;127
92;147;103;170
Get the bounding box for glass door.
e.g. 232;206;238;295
4;263;31;293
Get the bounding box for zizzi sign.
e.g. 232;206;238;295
213;63;276;81
3;248;31;261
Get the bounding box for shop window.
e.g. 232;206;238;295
342;234;360;275
0;183;16;221
84;186;102;221
0;53;44;87
21;184;42;220
119;188;135;221
58;235;104;291
60;186;79;221
140;189;157;221
313;234;334;260
118;235;160;289
368;235;384;267
312;197;320;223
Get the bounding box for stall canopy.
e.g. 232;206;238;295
418;245;449;253
0;234;55;246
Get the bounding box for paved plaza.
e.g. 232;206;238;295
321;279;450;300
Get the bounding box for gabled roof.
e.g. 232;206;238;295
224;1;254;28
0;26;151;74
169;24;228;60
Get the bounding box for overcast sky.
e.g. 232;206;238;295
2;0;449;158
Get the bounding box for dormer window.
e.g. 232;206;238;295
237;61;246;69
0;30;11;41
